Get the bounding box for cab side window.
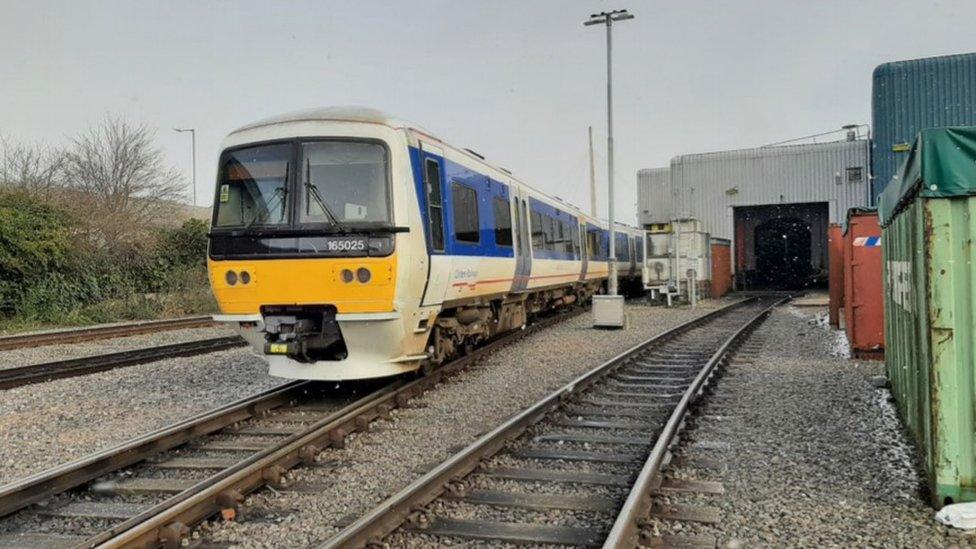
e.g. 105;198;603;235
424;159;445;251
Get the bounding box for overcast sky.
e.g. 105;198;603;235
2;0;974;222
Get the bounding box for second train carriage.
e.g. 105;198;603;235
208;107;646;381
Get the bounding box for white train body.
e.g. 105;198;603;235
207;108;646;380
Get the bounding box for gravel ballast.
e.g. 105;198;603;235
646;304;951;548
0;346;278;484
196;300;726;547
0;326;236;371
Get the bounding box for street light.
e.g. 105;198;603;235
585;9;633;297
174;128;196;206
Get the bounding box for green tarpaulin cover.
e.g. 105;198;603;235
879;126;976;226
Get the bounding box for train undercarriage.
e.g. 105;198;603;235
424;279;612;368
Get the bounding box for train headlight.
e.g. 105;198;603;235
341;269;354;283
225;270;238;286
357;267;371;283
240;271;251;284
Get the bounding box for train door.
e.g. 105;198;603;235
419;142;449;306
578;221;588;281
511;192;532;292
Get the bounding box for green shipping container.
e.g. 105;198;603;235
879;126;976;508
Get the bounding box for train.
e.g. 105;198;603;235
207;107;648;380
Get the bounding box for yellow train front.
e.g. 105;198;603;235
208;107;647;381
208;108;433;381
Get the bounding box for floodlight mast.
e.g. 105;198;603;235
174;128;197;206
584;10;633;296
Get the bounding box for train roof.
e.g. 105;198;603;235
230;106;432;135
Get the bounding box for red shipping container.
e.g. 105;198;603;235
828;224;844;327
710;238;731;298
843;209;884;359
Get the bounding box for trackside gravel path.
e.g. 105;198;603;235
645;306;953;548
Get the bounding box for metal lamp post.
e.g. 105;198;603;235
174;128;197;206
585;9;633;296
586;9;633;328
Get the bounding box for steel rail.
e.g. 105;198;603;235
0;335;247;390
84;307;582;549
0;380;307;518
601;296;787;548
0;316;215;351
90;384;403;549
319;298;756;549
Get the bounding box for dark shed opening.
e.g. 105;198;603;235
733;202;828;290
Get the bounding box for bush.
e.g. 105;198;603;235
0;189;74;315
0;190;214;328
158;218;209;269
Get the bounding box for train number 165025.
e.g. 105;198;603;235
325;238;367;252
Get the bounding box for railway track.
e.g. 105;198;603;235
321;297;783;548
0;336;247;390
640;326;771;545
0;308;580;549
0;316;215;352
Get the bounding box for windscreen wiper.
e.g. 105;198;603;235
243;187;287;230
242;166;289;230
305;158;348;233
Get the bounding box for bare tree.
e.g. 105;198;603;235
0;137;66;196
63;117;187;247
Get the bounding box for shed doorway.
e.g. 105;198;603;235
754;217;813;289
733;202;828;290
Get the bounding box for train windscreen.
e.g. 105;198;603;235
299;141;391;226
214;144;292;228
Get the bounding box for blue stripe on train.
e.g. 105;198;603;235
409;146;639;266
410;146;513;258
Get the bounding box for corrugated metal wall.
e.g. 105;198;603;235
872;53;976;202
884;196;976;506
636;167;670;227
669;139;870;243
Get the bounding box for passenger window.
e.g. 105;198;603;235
544;216;555;250
587;231;600;260
493;197;513;247
572;223;581;257
452;182;480;243
617;235;630;261
531;211;544;249
562;222;573;254
425;159;445;251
